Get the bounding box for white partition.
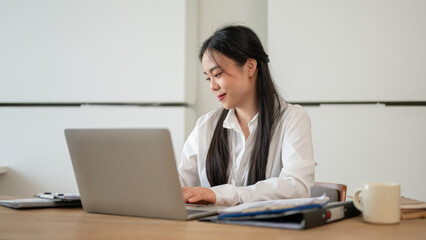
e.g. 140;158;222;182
0;0;196;103
0;106;191;197
268;0;426;102
304;105;426;201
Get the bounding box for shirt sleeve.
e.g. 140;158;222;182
178;122;201;187
210;108;316;206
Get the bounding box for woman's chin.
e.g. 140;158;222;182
221;102;233;110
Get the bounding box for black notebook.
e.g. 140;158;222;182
0;198;81;209
199;201;360;230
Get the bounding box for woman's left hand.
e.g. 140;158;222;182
182;187;216;205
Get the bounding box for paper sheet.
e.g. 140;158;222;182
220;195;329;214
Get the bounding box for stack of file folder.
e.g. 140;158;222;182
200;196;360;230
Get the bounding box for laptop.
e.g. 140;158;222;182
64;128;224;220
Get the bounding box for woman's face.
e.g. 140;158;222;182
201;51;257;110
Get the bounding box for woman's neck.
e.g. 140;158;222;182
235;70;258;138
235;94;258;140
235;106;257;126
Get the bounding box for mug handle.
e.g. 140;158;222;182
353;188;363;212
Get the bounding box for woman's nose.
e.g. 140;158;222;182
210;78;220;91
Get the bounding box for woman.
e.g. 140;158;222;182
179;25;316;206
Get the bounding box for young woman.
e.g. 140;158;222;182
179;25;316;206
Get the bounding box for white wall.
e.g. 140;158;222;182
268;0;426;102
1;0;424;201
0;0;198;197
0;106;190;197
0;0;197;103
305;105;426;201
268;0;426;200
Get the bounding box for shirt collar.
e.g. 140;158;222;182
223;109;238;129
223;109;259;131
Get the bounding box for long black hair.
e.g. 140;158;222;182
200;25;283;186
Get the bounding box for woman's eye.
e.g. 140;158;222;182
214;72;222;78
205;77;211;81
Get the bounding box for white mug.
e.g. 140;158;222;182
353;182;400;224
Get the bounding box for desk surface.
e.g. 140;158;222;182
0;196;425;240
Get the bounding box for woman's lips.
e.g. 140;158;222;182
217;93;226;101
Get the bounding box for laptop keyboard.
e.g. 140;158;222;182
186;209;208;215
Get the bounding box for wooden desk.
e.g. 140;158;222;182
0;196;425;240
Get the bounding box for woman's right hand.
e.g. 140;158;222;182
182;187;216;205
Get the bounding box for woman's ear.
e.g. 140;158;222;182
245;58;258;78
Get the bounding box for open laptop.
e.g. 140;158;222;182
64;128;224;220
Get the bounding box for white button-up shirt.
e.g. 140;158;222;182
178;103;316;206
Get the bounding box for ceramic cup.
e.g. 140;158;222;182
353;182;400;224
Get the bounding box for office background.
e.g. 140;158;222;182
0;0;425;201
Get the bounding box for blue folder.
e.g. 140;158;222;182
217;203;325;219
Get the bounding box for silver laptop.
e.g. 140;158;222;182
64;128;223;220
